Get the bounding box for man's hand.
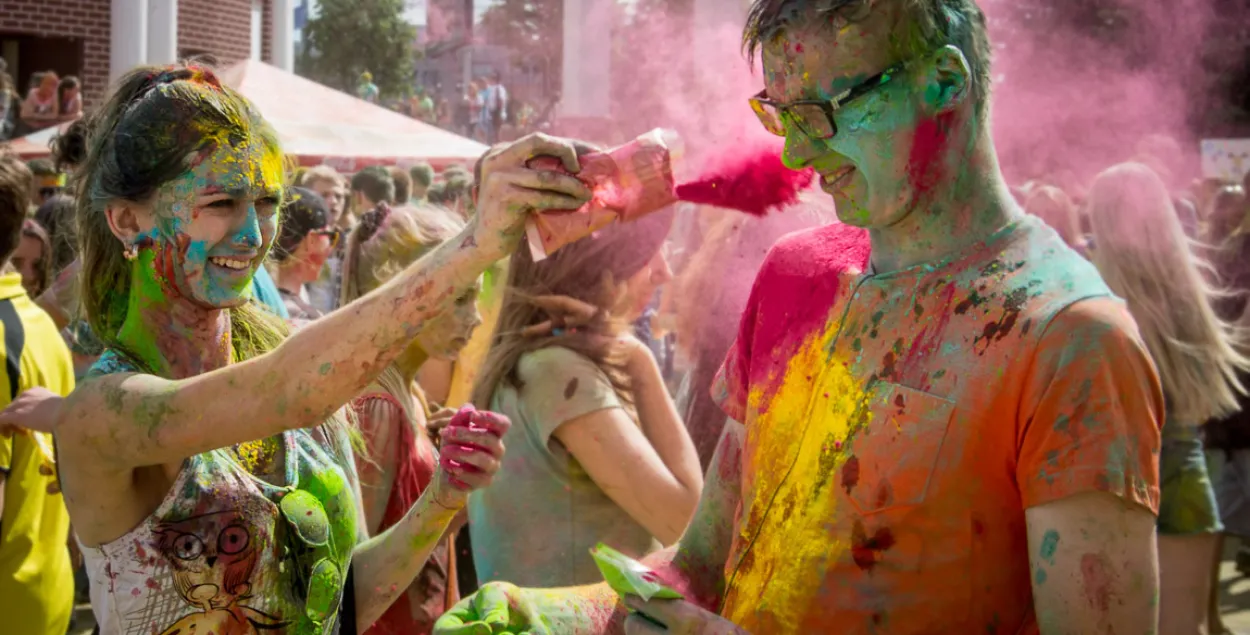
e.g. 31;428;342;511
435;582;551;635
623;596;748;635
0;387;63;436
426;406;458;442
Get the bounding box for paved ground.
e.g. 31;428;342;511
1220;539;1250;634
67;540;1250;634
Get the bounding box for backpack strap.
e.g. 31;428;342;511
0;298;26;400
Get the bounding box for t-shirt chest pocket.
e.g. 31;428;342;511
843;382;956;516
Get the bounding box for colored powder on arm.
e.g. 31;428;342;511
675;149;814;217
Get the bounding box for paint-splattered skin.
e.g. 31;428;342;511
44;132;591;632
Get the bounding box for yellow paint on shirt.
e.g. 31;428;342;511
724;322;873;629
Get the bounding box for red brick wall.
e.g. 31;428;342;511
178;0;255;65
261;0;273;63
0;0;110;106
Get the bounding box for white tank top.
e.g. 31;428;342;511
80;351;359;635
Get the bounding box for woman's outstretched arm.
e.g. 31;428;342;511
56;134;591;471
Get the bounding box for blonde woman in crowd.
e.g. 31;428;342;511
340;203;482;634
1086;162;1250;635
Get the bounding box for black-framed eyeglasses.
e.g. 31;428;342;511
749;62;907;140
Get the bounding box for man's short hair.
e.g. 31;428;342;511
0;151;33;265
743;0;993;117
389;166;412;203
297;165;344;189
409;162;435;189
350;166;396;204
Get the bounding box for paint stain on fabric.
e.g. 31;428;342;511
1080;552;1114;613
850;519;896;571
841;455;861;494
564;377;579;400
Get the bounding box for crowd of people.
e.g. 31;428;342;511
0;60;83;141
357;68;541;145
0;1;1249;634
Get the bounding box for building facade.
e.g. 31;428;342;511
0;0;295;109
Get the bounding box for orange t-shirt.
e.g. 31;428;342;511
712;216;1162;634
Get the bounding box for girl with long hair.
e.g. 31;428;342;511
1086;163;1250;635
467;201;702;588
0;62;592;633
340;203;481;634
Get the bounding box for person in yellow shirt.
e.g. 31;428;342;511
0;150;75;635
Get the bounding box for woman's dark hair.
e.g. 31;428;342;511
33;194;77;275
28;72;45;92
19;218;52;297
75;63;287;360
58;75;80;113
50;118;89;173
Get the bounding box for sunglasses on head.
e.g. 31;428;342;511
749;60;909;140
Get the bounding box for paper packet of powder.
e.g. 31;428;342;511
525;129;681;261
591;542;684;602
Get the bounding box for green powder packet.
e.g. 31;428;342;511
590;543;684;602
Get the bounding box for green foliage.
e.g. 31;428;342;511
299;0;416;99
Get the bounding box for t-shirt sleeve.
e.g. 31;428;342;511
515;347;624;447
1016;297;1164;513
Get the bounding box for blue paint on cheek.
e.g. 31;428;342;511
233;207;263;250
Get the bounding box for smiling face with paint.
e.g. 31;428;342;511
760;10;971;231
130;138;284;309
749;0;995;258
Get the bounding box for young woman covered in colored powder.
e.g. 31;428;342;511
1;63;595;634
467;197;702;588
340;203;481;634
1086;163;1250;635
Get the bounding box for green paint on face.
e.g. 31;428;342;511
1040;529;1060;564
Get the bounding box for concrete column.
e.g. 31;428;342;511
147;0;179;66
111;0;150;81
271;0;295;71
559;0;612;118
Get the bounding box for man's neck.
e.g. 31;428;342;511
115;255;231;380
867;134;1022;274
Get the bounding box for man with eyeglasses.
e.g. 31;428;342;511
435;1;1163;634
